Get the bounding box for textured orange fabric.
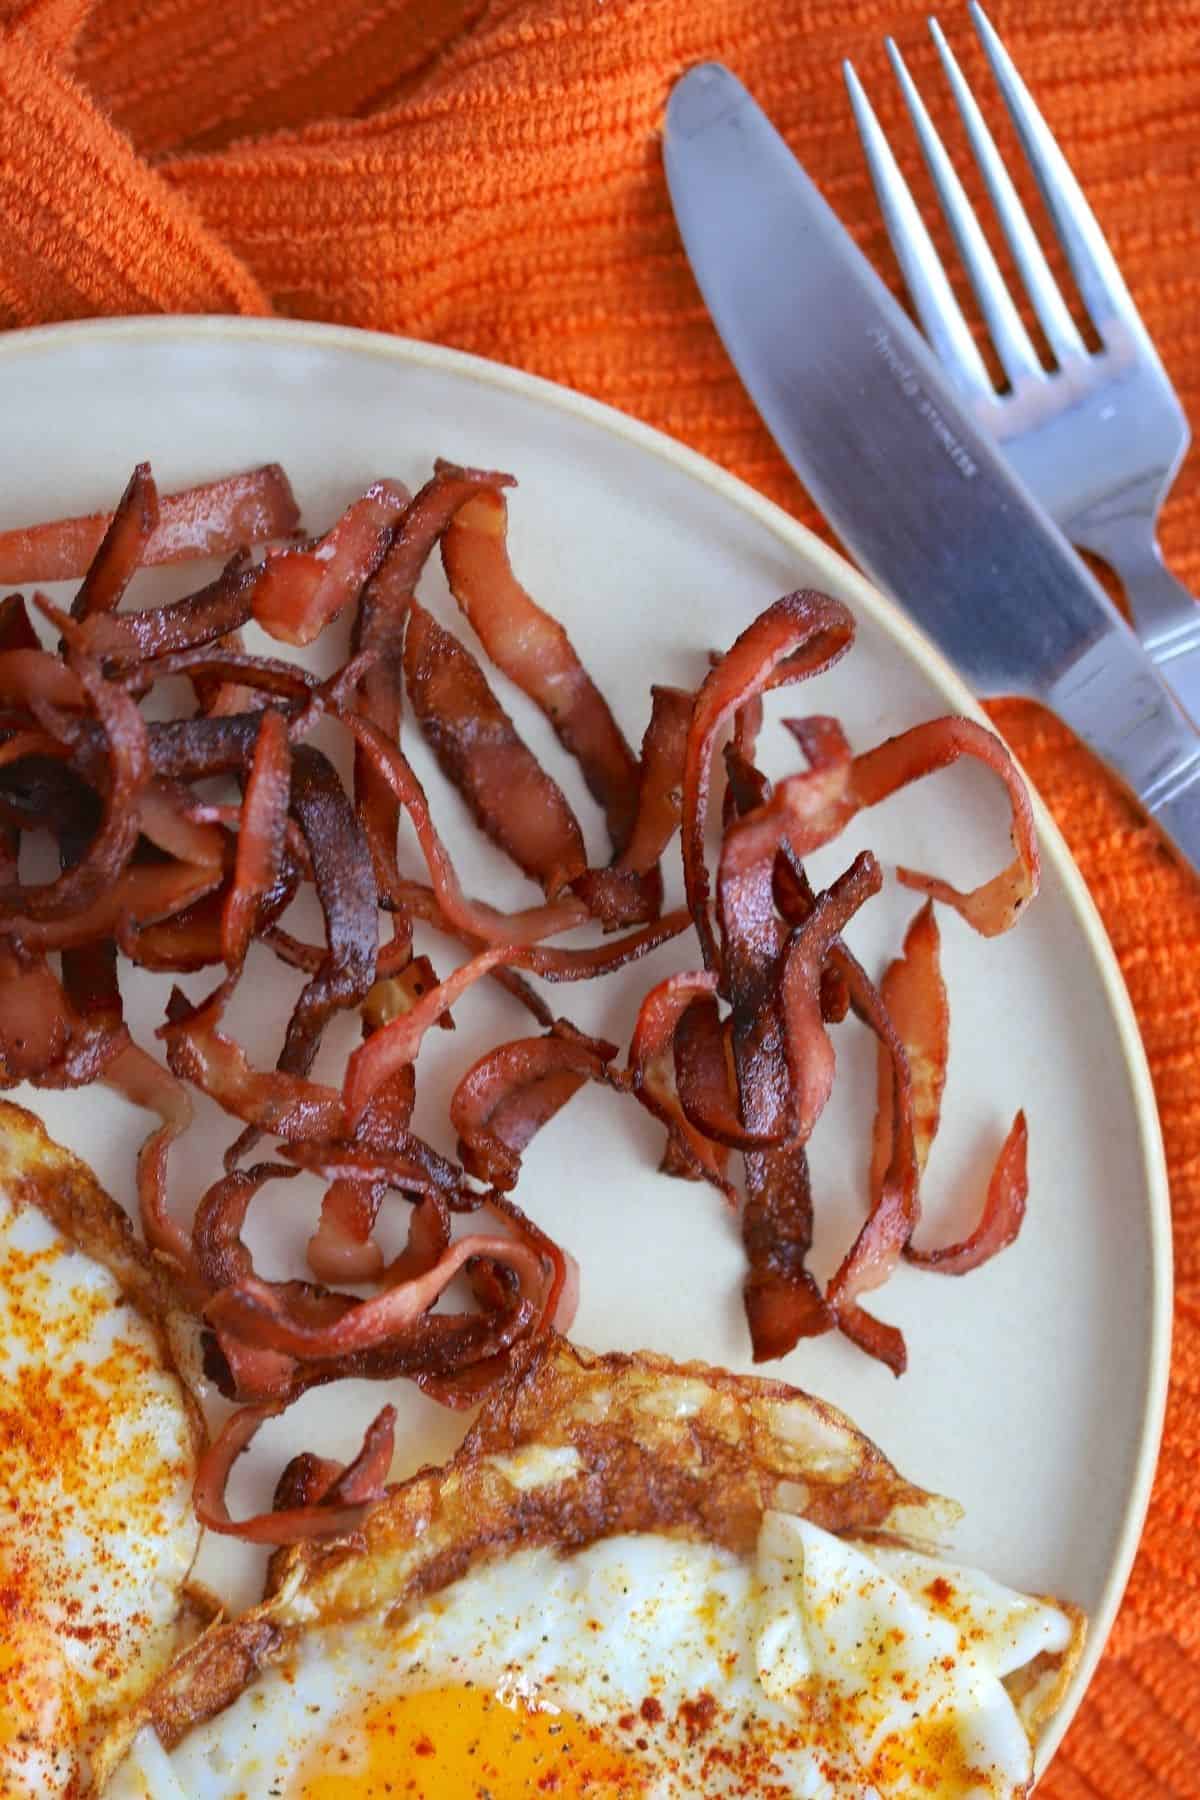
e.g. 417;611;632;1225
1;2;1198;1790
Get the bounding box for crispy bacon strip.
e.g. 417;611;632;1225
733;856;882;1361
772;849;853;1027
193;1402;396;1544
451;1022;620;1190
0;728;68;769
160;993;449;1172
0;646;83;709
138;779;226;870
227;710;292;968
120;859;295;970
277;746;378;1076
384;1193;452;1290
0;947;74;1082
852;717;1039;935
0;605;149;922
161;993;350;1142
352;463;516;895
343;945;530;1120
318;1405;397;1504
671;995;754;1149
58;711;260;785
713;737;879;1362
193;1144;478;1400
0;594;40;652
360;463;517;657
192;1162;300;1290
125;892;232;974
280;932;547;1032
0;465;299;584
203;1291;537;1406
778;854;884;1144
743;1145;832;1361
205;1230;550;1361
627;970;736;1205
825;945;920;1378
310;1179;389;1285
492;912;692;979
59;929;121;1039
280;1138;463;1201
354;652;406;902
722;689;766;828
336;708;590;945
71;461;158;621
55;812;125;1099
717;733;863;1180
486;1189;580;1336
253;480;410;647
119;646;317;706
723;706;1034;1004
906;1112;1029;1274
571;684;691;928
869;900;1028;1278
3;862;221;951
723;742;771;823
297;1057;420;1284
405;600;587;897
443;483;640;851
871;901;947;1193
81;562;261;668
104;1041;198;1286
342;909;688;1124
684;593;855;970
717;723;858;973
273;887;689;987
193;780;320;1157
622;684;693;872
271;1452;344;1512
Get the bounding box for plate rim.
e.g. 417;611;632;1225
0;312;1172;1769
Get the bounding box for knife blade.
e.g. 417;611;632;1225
664;62;1200;875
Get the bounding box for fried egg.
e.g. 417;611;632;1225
100;1343;1083;1799
108;1512;1075;1798
0;1102;203;1798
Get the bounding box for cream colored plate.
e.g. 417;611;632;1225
0;317;1171;1772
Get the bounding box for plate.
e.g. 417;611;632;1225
0;316;1171;1771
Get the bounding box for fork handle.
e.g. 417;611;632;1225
1074;521;1200;732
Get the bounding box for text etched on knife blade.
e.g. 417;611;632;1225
866;326;978;481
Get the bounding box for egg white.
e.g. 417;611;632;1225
0;1189;201;1796
108;1508;1072;1798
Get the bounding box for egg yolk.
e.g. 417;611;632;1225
0;1626;70;1757
869;1714;986;1795
293;1685;649;1797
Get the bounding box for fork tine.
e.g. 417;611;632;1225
885;36;1043;387
843;60;994;402
969;2;1140;340
928;18;1086;366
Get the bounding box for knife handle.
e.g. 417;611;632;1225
1048;632;1200;880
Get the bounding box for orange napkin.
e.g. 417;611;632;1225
2;1;1198;1790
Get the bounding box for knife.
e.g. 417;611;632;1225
664;62;1200;876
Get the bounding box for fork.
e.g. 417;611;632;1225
844;3;1200;725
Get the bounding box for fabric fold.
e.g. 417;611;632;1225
0;17;267;325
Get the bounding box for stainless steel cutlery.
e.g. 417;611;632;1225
665;57;1200;875
847;3;1199;724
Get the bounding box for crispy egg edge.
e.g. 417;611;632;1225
93;1337;1086;1791
0;1100;217;1756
